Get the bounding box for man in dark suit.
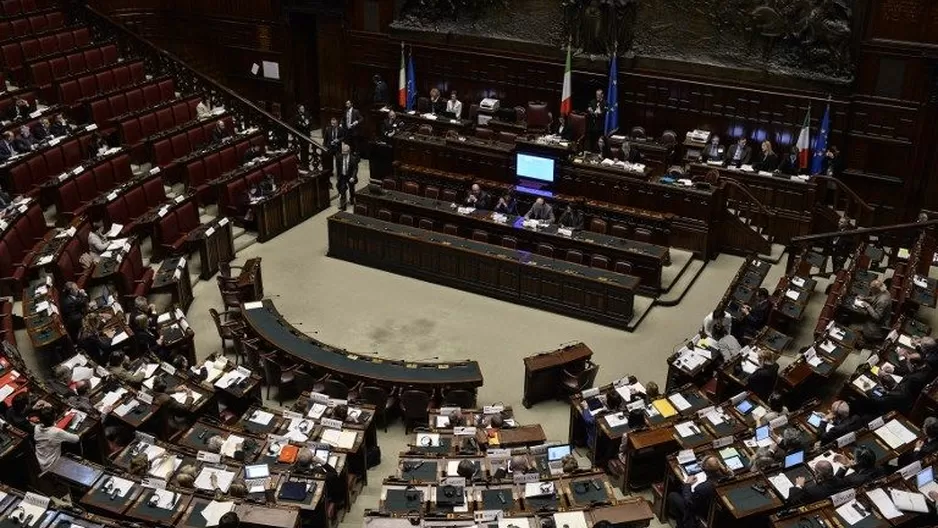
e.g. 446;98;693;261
61;281;89;340
464;184;490;210
12;126;33;154
823;146;844;177
0;132;15;161
723;137;752;168
381;110;403;140
494;193;518;216
335;143;359;211
778;145;802;175
31;118;52;142
427;88;445;115
787;460;844;505
746;349;778;401
293;105;311;134
833;446;880;488
818;400;864;445
701;135;725;162
667;456;726;528
899;417;938;465
736;288;772;343
7;97;33;121
587;88;606;150
211;120;230;143
372;75;389;107
553;115;573;141
524;197;555;223
49;114;69;137
558;206;584;230
341;100;363;152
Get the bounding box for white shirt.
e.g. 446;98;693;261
446;99;463;118
34;425;79;472
717;335;742;362
702;313;732;338
88;231;109;254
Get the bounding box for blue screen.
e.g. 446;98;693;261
517;153;555;182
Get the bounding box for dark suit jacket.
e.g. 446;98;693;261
0;140;13;160
701;143;725;162
587;99;606;130
778;154;801;175
558;209;584;230
464;191;490;210
336;154;359;184
494;198;517;216
822;155;845;177
836;466;881;488
746;363;778;401
342;108;363;136
428;97;446;115
211;127;230;143
819;415;865;445
8;103;33;121
755;153;778;172
525;202;555;222
323;125;344;153
11;137;31;154
381;118;402;140
724;144;753;166
49;122;69;137
787;477;845;505
681;478;717;524
740;300;772;336
554;122;573;140
31;124;51;141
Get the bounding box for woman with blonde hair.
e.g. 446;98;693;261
755;140;778;172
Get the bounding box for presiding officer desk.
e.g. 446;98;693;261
240;299;484;393
355;186;666;295
327;211;639;329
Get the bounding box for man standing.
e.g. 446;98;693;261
335;143;359;211
293;105;311;135
323;116;344;180
342;100;363;152
587;88;606;150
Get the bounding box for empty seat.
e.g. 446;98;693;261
424;186;440;199
610;224;631;239
399;214;415;227
590;255;610;269
377;209;392;222
634;227;653;242
441;189;457;202
614;261;633;275
566;250;584;264
537;243;554;258
402;181;420;195
471;230;488;243
501;236;517;249
443;224;458;236
418;219;434;231
589;218;607;234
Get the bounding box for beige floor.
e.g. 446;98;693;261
16;155;933;528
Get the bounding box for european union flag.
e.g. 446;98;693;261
810;103;831;175
406;50;417;112
604;53;618;136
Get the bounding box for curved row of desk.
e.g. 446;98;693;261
240;299;484;391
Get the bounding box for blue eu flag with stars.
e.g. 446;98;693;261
810;103;831;175
406;51;417;112
604;53;618;137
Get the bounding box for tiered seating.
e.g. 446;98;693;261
0;0;51;17
55;58;145;105
6;127;93;195
118;95;200;147
0;198;44;295
0;9;63;40
0;26;89;77
114;239;152;302
85;75;174;125
155;118;254;171
28;42;119;98
217;152;298;218
52;150;133;220
0;88;35;115
152;197;202;258
101;169;167;233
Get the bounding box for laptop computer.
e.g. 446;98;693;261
917;467;938;496
736;400;754;414
784;451;804;469
548;445;571;462
245;464;269;479
755;425;770;441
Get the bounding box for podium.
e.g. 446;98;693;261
522;342;593;408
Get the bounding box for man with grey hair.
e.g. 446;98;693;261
788;460;844;505
855;279;892;342
900;417;938;465
819;400;864;445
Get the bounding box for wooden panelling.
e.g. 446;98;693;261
867;0;938;44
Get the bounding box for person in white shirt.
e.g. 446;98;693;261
702;307;732;338
34;407;79;472
446;91;463;119
87;221;109;256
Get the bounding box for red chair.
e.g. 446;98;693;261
129;61;145;83
74;171;97;204
89;99;110;124
106;197;130;227
111;155;131;183
219;147;237;172
138;113;158;139
171;102;189;125
155;108;174;131
113;64;132;87
43;145;65;176
92;163;114;192
142;177;165;205
94;70;114;93
109;93;128;117
123;187;146;219
152;140;173;167
170;132;189;158
125;89;143;112
185;160;205;190
57;79;79;104
158;79;174;100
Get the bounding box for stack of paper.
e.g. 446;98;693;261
321;429;357;450
200;500;236;527
769;473;795;499
151;489;178;510
668;393;692;411
674;422;700;438
875;419;917;449
866;488;904;519
605;412;629;428
652;399;678;418
195;468;235;492
249;410;274;426
835;499;869;525
18;493;49;525
220;435;244;458
552;512;588;528
890;488;928;513
524;482;554;498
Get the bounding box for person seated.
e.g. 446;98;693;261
129;453;150;476
777;145;802;175
153;378;193;437
753;140;778;172
561;454;579;473
750;427;806;471
87;220;110;256
493;193;517;216
7;97;33;121
88;132;108;159
746;349;779;401
553;115;573;140
212;120;230;143
557;205;584;230
5;392;50;434
818;400;864;445
446;91;463;118
0;131;14;161
77;314;112;364
524;197;555;223
133;314;165;358
108;350;144;387
174;465;199;488
833;445;880;488
702;307;732;338
243;144;266;163
49;114;70;137
711;321;741;363
723;137;752;168
899;417;938;465
906;336;938;371
853;279;892;343
463;184;490;210
428;88;445;114
219;512;240;528
31;118;52;142
873;360;932;413
700;135;724;162
130;296;157;330
736;288;771;343
12;126;33;154
617;141;641;163
787;460;844;505
594;135;611;159
381;110;403;139
667;456;727;528
205;434;225;453
34;406;80;472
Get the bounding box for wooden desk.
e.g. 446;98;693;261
151;255;193;312
235;257;264;302
622;426;678;491
589;498;655;527
394;133;515;184
328;212;639;329
252;176;324;242
356;187;667;294
234;503;301;528
712;473;783;528
487;425;547;448
188;217;234;279
522;342;593;408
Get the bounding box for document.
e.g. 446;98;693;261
890;488;928;513
652;399;678;418
108;476;135;498
852;375;876;392
674;422;700;438
99;388;127;410
705;410;725;426
689;471;708;492
866;488;903;519
605;412;629;428
152;489;178;510
835;500;869;525
875;419;915;449
322;428;357;450
769;473;795;499
149;455;181;480
552;512;588;528
249;410;274;426
524;482;554;498
114;399;141;417
220;435;244;458
200;500;236;527
785;289;800;301
668;393;692;411
307;403;327;419
19;493;49;527
898;334;914;348
195;468;235;493
135;363;159;379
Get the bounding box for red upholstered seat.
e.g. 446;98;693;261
65;52;84;74
219;148;236;172
121;119;142;145
106;197;130;226
77;75;96;98
125;88;143;112
101;44;118;64
75;171;97;204
29;61;51;88
158;79;174;100
141;84;160;106
124;187;146;218
9;165;30;195
156;213;181;252
156;108;174;131
37;35;56;55
90;100;110;124
56;180;81;217
280;156;298;180
139;113;158;138
170;133;189;159
95;70;114;93
129;61;145;83
142;177;165;205
185;160;205;190
152;140;173;167
25;155;45;187
43;145;64;176
203;153;221;182
223;179;246;217
187;128;204;148
176;202;200;232
92;163;114;191
61;139;81;167
72;28;90;47
84;48;104;70
109;93;128;118
1;43;23;71
113;64;132;87
57;80;79;104
49;56;67;77
111;155;131;183
171;102;189;125
25;204;45;240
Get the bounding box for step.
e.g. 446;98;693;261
758;243;787;264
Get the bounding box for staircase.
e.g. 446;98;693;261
717;179;773;256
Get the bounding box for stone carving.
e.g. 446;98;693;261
748;0;853;70
561;0;639;56
401;0;510;20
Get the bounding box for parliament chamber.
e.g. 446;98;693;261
0;1;935;528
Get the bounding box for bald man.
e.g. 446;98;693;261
667;455;725;528
856;279;892;342
464;184;490;210
787;460;845;505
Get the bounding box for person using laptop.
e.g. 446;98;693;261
818;400;864;445
833;445;880;488
666;456;726;528
787;460;845;505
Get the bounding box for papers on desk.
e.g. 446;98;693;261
143;444;166;461
853;374;876;392
110;331;129;346
874;419;917;449
107;476;135;498
553;512;588;528
98;388;127;410
524;482;554;498
201;500;236;527
195;468;235;492
436;415;451;428
321;428;357;450
898;333;914;349
690;471;708;492
914;275;929;289
651;399;678;418
171;389;200;406
740;164;755;172
898;248;911;259
135;363;159;380
784;289;800;301
891;488;929;513
72;365;95;382
605;412;629;428
829;325;846;341
18;493;49;527
249;410;274;426
307;403;327;419
220;435;244;458
35;254;52;266
836;499;870;525
805;350;824;368
792;276;806;288
151;489;178;510
149;455;181;479
741;360;759;375
674;421;701;438
705;409;726;426
866;488;904;519
416;433;440;447
614;385;631;402
769;473;795;499
668;393;692;411
456;206;475;215
214;368;248;389
114;399;141;417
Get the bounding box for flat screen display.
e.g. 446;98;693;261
516;153;555;183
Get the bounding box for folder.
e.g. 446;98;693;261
652;399;678;418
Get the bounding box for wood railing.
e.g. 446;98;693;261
70;1;331;177
813;174;874;227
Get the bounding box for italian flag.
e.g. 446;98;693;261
398;42;406;108
796;106;811;168
560;42;572;116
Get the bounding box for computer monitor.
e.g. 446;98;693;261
516;153;555;184
735;400;753;414
784;451;804;469
245;464;270;479
547;445;572;461
755;425;770;441
917;467;934;489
